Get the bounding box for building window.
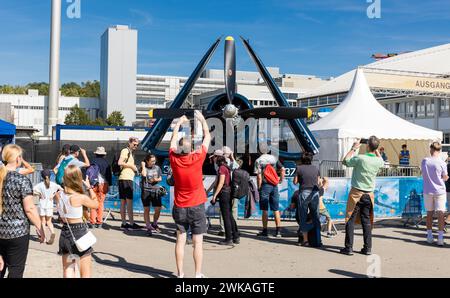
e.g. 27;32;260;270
440;99;449;117
319;97;328;105
395;102;405;117
426;100;435;118
406;101;414;118
416;100;425;118
328;96;337;104
444;133;450;144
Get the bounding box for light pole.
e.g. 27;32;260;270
47;0;61;136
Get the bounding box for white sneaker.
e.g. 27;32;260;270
195;273;207;278
437;238;445;246
427;234;434;244
177;273;184;278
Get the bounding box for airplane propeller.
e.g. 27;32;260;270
148;36;312;121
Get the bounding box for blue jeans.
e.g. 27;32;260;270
297;189;320;233
259;184;280;211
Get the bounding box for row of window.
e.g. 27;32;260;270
249;100;297;107
299;93;347;108
382;99;442;119
13;105;73;111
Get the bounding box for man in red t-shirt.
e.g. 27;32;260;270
169;111;211;278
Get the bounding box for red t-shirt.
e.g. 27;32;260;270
169;145;207;208
218;165;231;187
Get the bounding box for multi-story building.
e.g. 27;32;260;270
299;43;450;142
100;25;137;125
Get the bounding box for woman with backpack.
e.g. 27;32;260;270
88;147;112;229
211;156;239;246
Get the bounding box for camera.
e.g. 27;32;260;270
360;138;369;144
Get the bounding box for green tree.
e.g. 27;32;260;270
80;80;100;97
64;105;91;125
61;82;81;96
26;82;49;95
90;117;107;126
106;111;125;126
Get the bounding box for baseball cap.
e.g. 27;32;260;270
209;149;224;159
222;146;233;157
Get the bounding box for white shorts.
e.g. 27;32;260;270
39;208;54;217
424;194;447;212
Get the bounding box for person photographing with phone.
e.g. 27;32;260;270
141;154;163;236
169;111;211;278
340;136;384;256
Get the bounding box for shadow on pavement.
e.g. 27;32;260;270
92;252;176;278
329;269;368;278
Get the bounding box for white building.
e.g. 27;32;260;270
299;43;450;143
100;25;137;125
137;68;327;118
0;90;99;136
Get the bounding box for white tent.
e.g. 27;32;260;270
309;68;442;166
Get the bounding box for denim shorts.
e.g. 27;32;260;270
58;223;93;257
259;183;280;211
172;203;207;235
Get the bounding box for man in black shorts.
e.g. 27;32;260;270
118;137;142;230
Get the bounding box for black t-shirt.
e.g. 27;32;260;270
296;164;320;190
319;187;325;197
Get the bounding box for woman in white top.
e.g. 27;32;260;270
33;169;62;245
55;165;98;278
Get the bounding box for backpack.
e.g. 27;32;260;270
231;168;250;199
86;164;101;186
166;167;175;186
56;156;74;186
263;163;280;186
112;148;131;176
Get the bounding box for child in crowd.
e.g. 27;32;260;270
33;169;62;244
319;177;336;237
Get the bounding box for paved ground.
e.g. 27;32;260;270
23;214;450;278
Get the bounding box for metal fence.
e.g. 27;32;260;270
319;160;421;178
15;139;151;170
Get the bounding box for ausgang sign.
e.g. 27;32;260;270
366;73;450;93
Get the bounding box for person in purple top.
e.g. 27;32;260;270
421;142;449;246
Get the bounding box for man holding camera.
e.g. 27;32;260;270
340;136;384;256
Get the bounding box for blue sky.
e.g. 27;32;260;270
1;0;450;85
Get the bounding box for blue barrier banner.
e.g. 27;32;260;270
103;176;425;220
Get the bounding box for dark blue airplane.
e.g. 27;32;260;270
140;36;319;161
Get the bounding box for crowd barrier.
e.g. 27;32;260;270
101;175;426;221
29;168;425;221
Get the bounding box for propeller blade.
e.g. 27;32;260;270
224;36;236;104
148;109;222;119
238;107;312;119
149;109;195;119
